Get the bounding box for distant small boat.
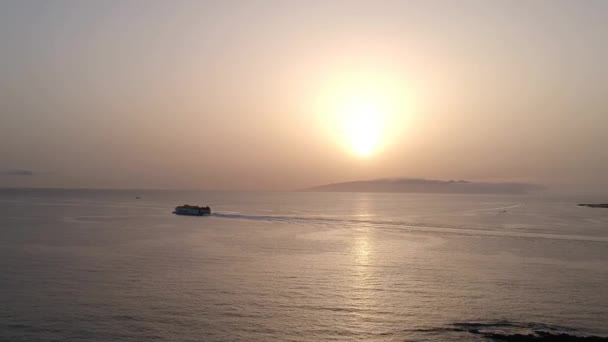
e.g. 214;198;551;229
173;205;211;216
135;196;141;199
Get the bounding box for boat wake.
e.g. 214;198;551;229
212;212;341;225
211;212;608;243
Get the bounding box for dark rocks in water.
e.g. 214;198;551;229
473;331;608;341
450;322;608;342
578;203;608;208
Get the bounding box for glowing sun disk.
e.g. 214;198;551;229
315;68;408;158
342;102;382;156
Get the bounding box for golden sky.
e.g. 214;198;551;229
1;0;607;191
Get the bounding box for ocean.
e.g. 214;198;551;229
1;189;607;341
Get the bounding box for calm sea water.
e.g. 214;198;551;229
1;189;607;341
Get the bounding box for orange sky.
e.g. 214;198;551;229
1;1;607;192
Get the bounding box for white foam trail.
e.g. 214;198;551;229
212;212;608;243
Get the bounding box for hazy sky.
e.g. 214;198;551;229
1;0;607;191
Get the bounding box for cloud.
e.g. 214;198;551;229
0;169;35;176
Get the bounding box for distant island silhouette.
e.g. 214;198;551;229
302;178;543;194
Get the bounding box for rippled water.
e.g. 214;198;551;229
1;189;607;341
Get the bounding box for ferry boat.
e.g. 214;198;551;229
173;205;211;216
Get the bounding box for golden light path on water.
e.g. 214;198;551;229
348;193;379;333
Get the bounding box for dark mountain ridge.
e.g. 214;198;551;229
302;178;543;194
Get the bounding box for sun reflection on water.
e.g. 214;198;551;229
353;235;372;266
348;197;380;336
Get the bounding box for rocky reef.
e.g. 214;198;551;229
578;203;608;208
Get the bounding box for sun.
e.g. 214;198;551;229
316;71;405;158
340;97;384;157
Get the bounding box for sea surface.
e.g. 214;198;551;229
1;189;607;341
